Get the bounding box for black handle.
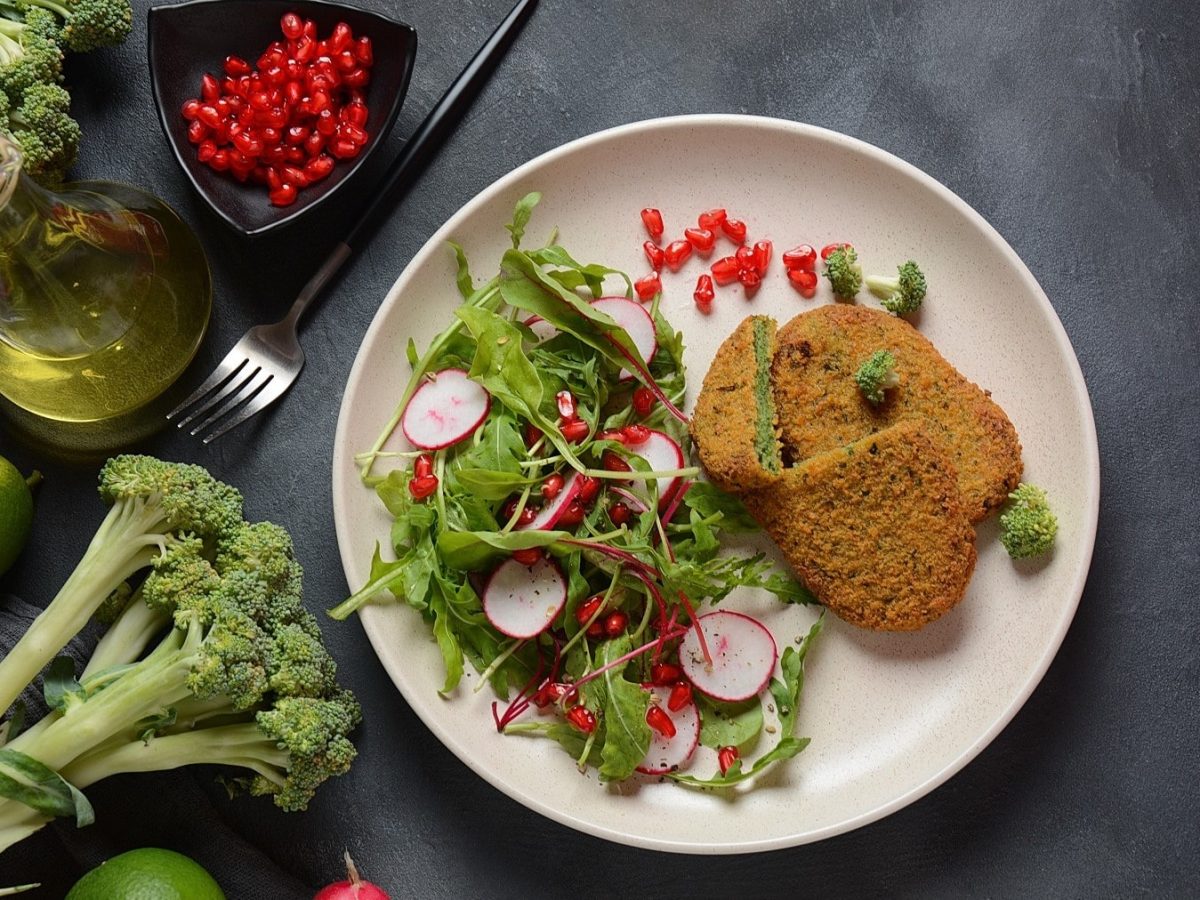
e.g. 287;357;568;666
344;0;540;251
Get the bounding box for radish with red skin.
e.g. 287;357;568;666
482;555;567;639
679;610;778;702
626;428;685;507
401;369;491;450
315;852;389;900
522;315;558;344
636;685;700;775
590;297;658;380
518;471;583;530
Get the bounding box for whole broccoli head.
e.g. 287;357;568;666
867;260;927;315
823;245;862;299
17;0;132;53
2;80;79;182
99;455;245;541
999;484;1058;558
854;349;899;405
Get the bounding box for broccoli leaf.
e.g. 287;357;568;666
0;749;94;827
42;656;82;712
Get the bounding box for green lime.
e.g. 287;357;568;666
65;848;225;900
0;456;36;575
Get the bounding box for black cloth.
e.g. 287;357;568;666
2;0;1199;897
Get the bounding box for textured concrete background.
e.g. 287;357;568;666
2;0;1198;895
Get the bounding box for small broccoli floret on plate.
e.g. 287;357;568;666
1000;483;1058;558
822;245;862;299
867;260;927;315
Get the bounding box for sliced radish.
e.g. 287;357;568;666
482;555;567;639
609;486;648;514
636;684;700;775
679;611;778;702
401;369;491;450
522;315;558;344
627;429;684;507
518;471;582;531
591;297;657;380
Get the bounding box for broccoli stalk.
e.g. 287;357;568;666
854;349;899;405
999;484;1058;558
0;456;243;722
866;260;927;315
823;245;862;299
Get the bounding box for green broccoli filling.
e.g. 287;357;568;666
752;318;780;473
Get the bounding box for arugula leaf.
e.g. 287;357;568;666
448;240;476;300
436;529;569;571
0;748;94;826
527;244;633;298
683;482;760;533
454;411;525;475
429;585;465;694
452;468;539;501
697;694;763;751
592;637;652;781
504;191;542;248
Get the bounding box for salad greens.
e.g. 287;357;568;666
335;193;821;785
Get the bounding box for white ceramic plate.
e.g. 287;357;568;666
332;115;1099;853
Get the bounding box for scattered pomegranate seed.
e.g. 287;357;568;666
722;218;748;244
603;611;628;637
782;244;817;271
556;390;576;420
577;595;605;637
577;476;600;504
620;424;650;445
640;207;665;240
560;418;590;442
693;273;715;312
646;705;677;739
602;450;632;473
711;256;740;286
512;547;543;566
684;226;716;254
413;453;434;479
820;242;852;260
667;681;692;711
541;473;564;500
632;386;655;417
663;239;693;272
609;502;631;526
752;240;772;275
408;474;438;501
533;682;569;708
788;268;818;298
717;745;740;775
524;422;543;448
735;245;755;269
651;663;682;685
181;98;201;120
556;500;586;527
643;240;665;271
698;208;727;230
738;268;761;296
634;272;661;302
566;706;597;734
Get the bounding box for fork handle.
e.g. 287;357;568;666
281;241;351;328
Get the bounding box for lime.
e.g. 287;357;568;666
65;848;225;900
0;456;36;575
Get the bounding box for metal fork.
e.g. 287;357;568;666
167;0;539;442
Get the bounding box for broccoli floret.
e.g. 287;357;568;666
1;80;78;182
999;484;1058;558
823;245;862;299
867;260;927;315
0;8;63;101
14;0;131;53
854;349;899;405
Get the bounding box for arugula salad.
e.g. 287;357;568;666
333;194;822;786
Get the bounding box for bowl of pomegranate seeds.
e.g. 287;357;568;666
149;0;416;236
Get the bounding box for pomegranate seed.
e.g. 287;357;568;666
667;681;692;711
196;104;222;128
208;148;230;170
556;500;586;527
560;418;590;442
632;386;655;417
268;183;297;206
556;390;576;419
693;273;715;311
789;268;819;298
752;240;772;275
620;424;650;445
200;72;219;101
566;706;597;734
739;268;762;295
633;272;661;302
343;68;369;88
651;663;682;685
609;502;630;526
224;55;251;77
408;473;438;501
643;240;664;271
186;120;208;144
698;208;727;230
577;596;604;625
603;611;628;637
782;244;817;271
330;22;354;52
181;98;201;120
330;138;359;159
735;244;756;270
304;132;326;156
266;166;282;191
354;36;374;66
512;547;543;566
281;11;304;39
342;102;369;127
541;473;565;500
684;226;716;254
524;423;542;447
533;682;570;708
646;705;676;739
196;140;217;162
722;218;748;243
577;476;600;504
663;239;693;272
413;453;434;479
303;19;317;39
340;122;369;145
596;429;626;443
711;256;740;285
640;207;665;239
820;242;852;260
602;450;631;473
717;745;740;775
517;506;537;527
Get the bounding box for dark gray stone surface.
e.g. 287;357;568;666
2;0;1198;896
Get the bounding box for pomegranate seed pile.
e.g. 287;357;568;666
634;206;852;311
181;12;374;207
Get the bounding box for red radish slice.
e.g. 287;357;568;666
522;315;558;344
636;684;700;775
627;429;684;507
482;555;567;639
517;471;582;531
609;486;648;514
401;369;491;450
679;611;778;702
590;297;657;380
